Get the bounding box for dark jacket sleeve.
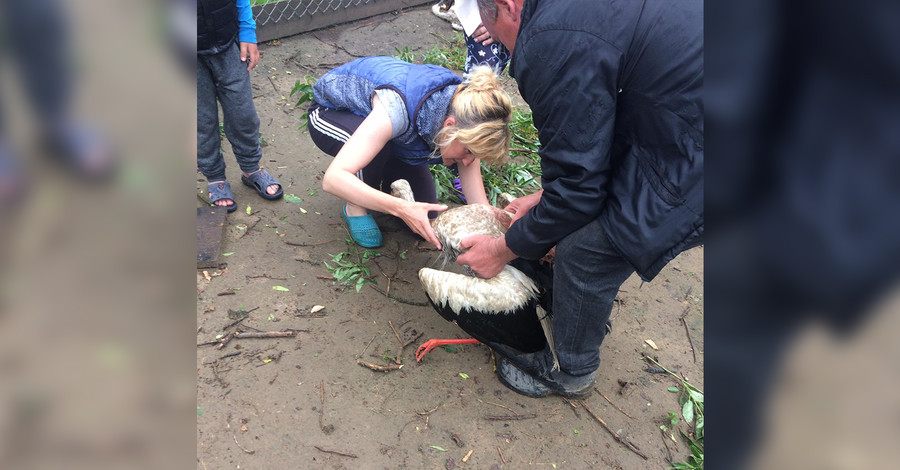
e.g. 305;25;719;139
505;30;623;260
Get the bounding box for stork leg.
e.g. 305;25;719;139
415;338;481;362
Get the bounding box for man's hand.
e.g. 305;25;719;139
505;190;543;224
239;42;260;71
457;234;517;278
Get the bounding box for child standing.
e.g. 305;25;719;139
197;0;282;212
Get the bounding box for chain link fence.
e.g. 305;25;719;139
253;0;433;42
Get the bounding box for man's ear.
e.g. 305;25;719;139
443;116;457;128
495;0;518;18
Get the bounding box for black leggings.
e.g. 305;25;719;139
307;102;437;205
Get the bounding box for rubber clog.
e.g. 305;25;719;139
342;204;382;248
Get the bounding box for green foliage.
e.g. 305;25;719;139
644;356;704;470
290;74;318;128
421;34;466;71
323;238;380;293
393;46;416;63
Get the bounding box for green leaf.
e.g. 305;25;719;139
222;252;235;257
272;286;290;292
458;372;469;379
682;399;694;424
197;406;203;416
429;446;446;452
284;193;303;204
667;386;679;392
573;429;580;434
687;388;704;404
246;205;252;215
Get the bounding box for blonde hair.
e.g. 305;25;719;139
434;66;512;165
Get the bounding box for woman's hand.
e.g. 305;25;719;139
472;24;494;46
395;200;448;249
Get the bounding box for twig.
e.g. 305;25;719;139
389;320;405;364
484;414;536;421
416;404;440;416
197;192;214;206
594;388;636;420
245;274;288;280
284;238;338;247
234;330;303;339
357;359;403;372
680;306;697;362
314;445;358;458
579;400;648;460
367;284;428;306
356;334;378;359
217;291;236;296
320;379;325;406
498;447;506;464
233;434;255;454
659;427;674;463
480;400;518;415
239;217;261;239
266;75;279;95
562;397;581;418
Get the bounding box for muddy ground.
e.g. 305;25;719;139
196;6;703;469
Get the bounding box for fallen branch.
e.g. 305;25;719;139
357;359;403;372
680;306;698;362
483;414;537;421
234;330;304;339
313;445;357;458
579;400;648;460
594;388;636;420
284;238;338;247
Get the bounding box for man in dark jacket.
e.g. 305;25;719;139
459;0;703;397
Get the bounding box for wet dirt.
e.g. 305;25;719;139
197;6;703;469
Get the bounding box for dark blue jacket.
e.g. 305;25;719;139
313;57;463;164
504;0;704;281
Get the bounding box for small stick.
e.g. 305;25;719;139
579;400;648;460
562;397;581;418
217;291;235;296
284;238;338;247
498;447;506;464
462;449;474;463
220;351;241;360
233;434;255;454
313;445;357;458
320;379;325;406
316;275;336;280
484;414;536;421
594;388;636;420
356;334;378;359
389;320;404;364
480;400;518;415
416;404;440;416
246;274;288;280
357;359;403;372
233;330;301;339
266;75;279;94
367;284;428;306
680;307;698;362
239;218;261;239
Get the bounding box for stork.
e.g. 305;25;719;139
389;179;560;368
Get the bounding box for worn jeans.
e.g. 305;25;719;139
197;41;261;182
538;218;635;376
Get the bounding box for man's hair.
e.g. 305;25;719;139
435;65;511;166
475;0;499;22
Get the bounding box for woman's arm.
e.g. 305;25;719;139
322;96;449;248
456;158;489;205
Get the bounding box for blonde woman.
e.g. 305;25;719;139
308;56;511;248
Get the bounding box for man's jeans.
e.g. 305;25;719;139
197;41;262;182
533;218;635;376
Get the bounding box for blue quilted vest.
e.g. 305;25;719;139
313;57;463;164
